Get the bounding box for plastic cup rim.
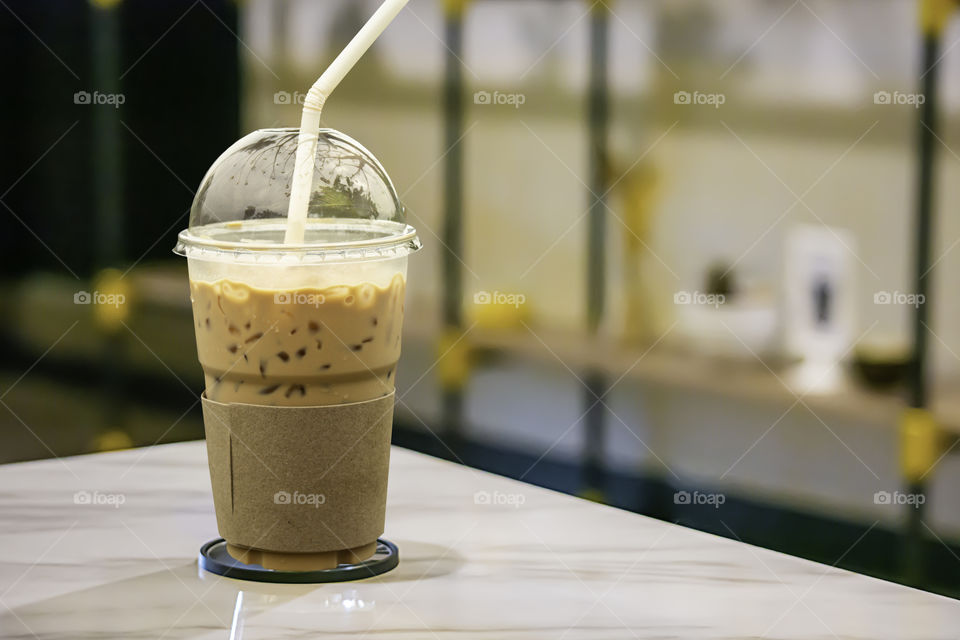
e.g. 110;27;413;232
174;219;420;258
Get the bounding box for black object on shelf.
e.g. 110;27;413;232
851;351;910;391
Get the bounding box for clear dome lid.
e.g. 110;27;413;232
174;128;420;262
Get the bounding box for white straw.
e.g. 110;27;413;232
284;0;411;244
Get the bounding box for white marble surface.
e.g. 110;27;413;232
0;442;958;639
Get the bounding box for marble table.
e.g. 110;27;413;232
1;442;958;639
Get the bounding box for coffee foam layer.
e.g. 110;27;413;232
186;254;407;290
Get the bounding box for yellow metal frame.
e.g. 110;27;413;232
900;408;943;484
921;0;956;35
442;0;470;17
91;268;132;333
437;327;472;392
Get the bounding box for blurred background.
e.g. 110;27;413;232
3;0;960;596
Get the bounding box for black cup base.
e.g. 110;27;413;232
199;537;399;583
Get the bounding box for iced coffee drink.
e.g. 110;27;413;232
178;127;419;574
190;274;405;407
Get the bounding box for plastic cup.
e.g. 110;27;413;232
179;219;417;406
176;128;420;571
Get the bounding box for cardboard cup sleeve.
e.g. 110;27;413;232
201;392;395;554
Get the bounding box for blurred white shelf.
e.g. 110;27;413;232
404;303;960;437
